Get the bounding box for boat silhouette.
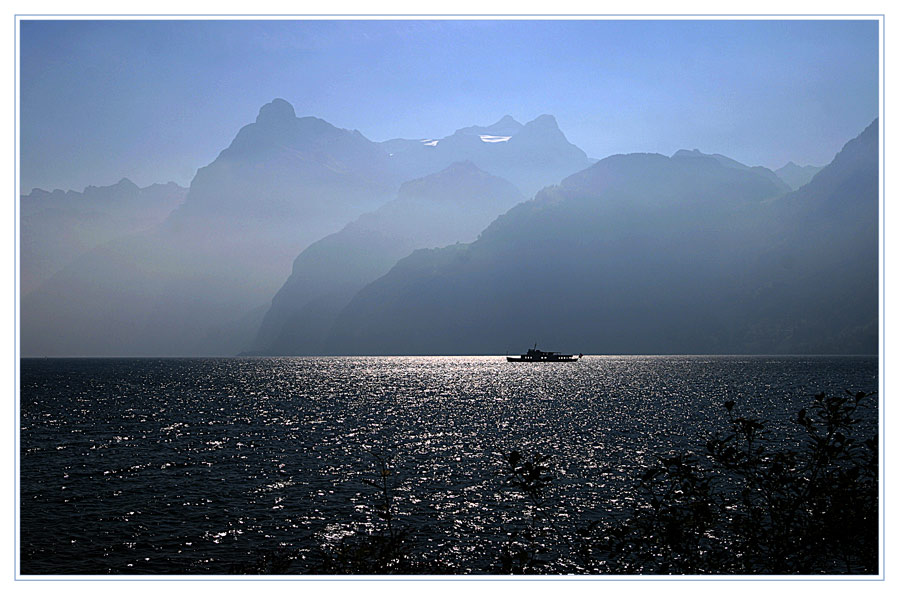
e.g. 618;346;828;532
506;344;582;362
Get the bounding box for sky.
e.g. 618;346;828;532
19;18;879;193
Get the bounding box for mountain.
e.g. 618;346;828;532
671;149;792;194
149;98;403;320
22;98;873;357
775;161;824;190
382;114;591;196
173;98;394;221
20;99;400;356
252;162;524;354
739;120;879;353
322;122;877;355
452;114;525;137
19;179;187;296
20;100;599;356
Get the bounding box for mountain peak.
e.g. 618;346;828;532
256;98;296;126
115;177;139;190
672;149;703;158
396;161;488;196
525;114;560;129
442;160;481;173
775;160;824;190
672;148;752;171
489;115;523;133
453;115;523;137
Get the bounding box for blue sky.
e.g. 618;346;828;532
19;18;879;193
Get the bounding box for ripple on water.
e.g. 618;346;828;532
20;355;878;574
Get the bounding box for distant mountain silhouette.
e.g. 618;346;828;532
172;98;394;224
382;114;591;196
21;100;599;356
20;179;186;296
20;98;876;357
252;161;524;354
323;121;877;355
155;98;401;307
21;99;399;356
775;161;824;190
453;114;524;137
21;99;601;356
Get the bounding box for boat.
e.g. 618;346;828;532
506;345;583;362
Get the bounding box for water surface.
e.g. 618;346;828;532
19;356;878;574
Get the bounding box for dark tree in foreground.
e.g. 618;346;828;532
313;451;417;574
581;392;878;574
496;450;555;573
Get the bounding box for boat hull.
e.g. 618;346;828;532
506;355;581;362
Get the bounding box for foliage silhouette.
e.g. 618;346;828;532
244;391;876;575
580;391;878;574
312;450;417;574
496;450;555;573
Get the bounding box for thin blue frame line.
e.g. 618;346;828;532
17;574;884;583
13;575;889;581
13;12;20;581
10;13;889;17
879;15;886;579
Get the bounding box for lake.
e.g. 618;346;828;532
19;355;878;574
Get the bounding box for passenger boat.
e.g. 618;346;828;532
506;345;582;362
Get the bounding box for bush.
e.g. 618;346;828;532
581;391;878;574
312;451;415;574
497;450;555;573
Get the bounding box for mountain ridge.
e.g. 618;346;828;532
20;99;877;357
319;120;878;355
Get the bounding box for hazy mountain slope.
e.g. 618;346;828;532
253;162;524;354
671;149;792;194
20;99;399;356
735;119;879;353
160;98;398;289
19;179;186;296
325;122;877;355
20;100;598;357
